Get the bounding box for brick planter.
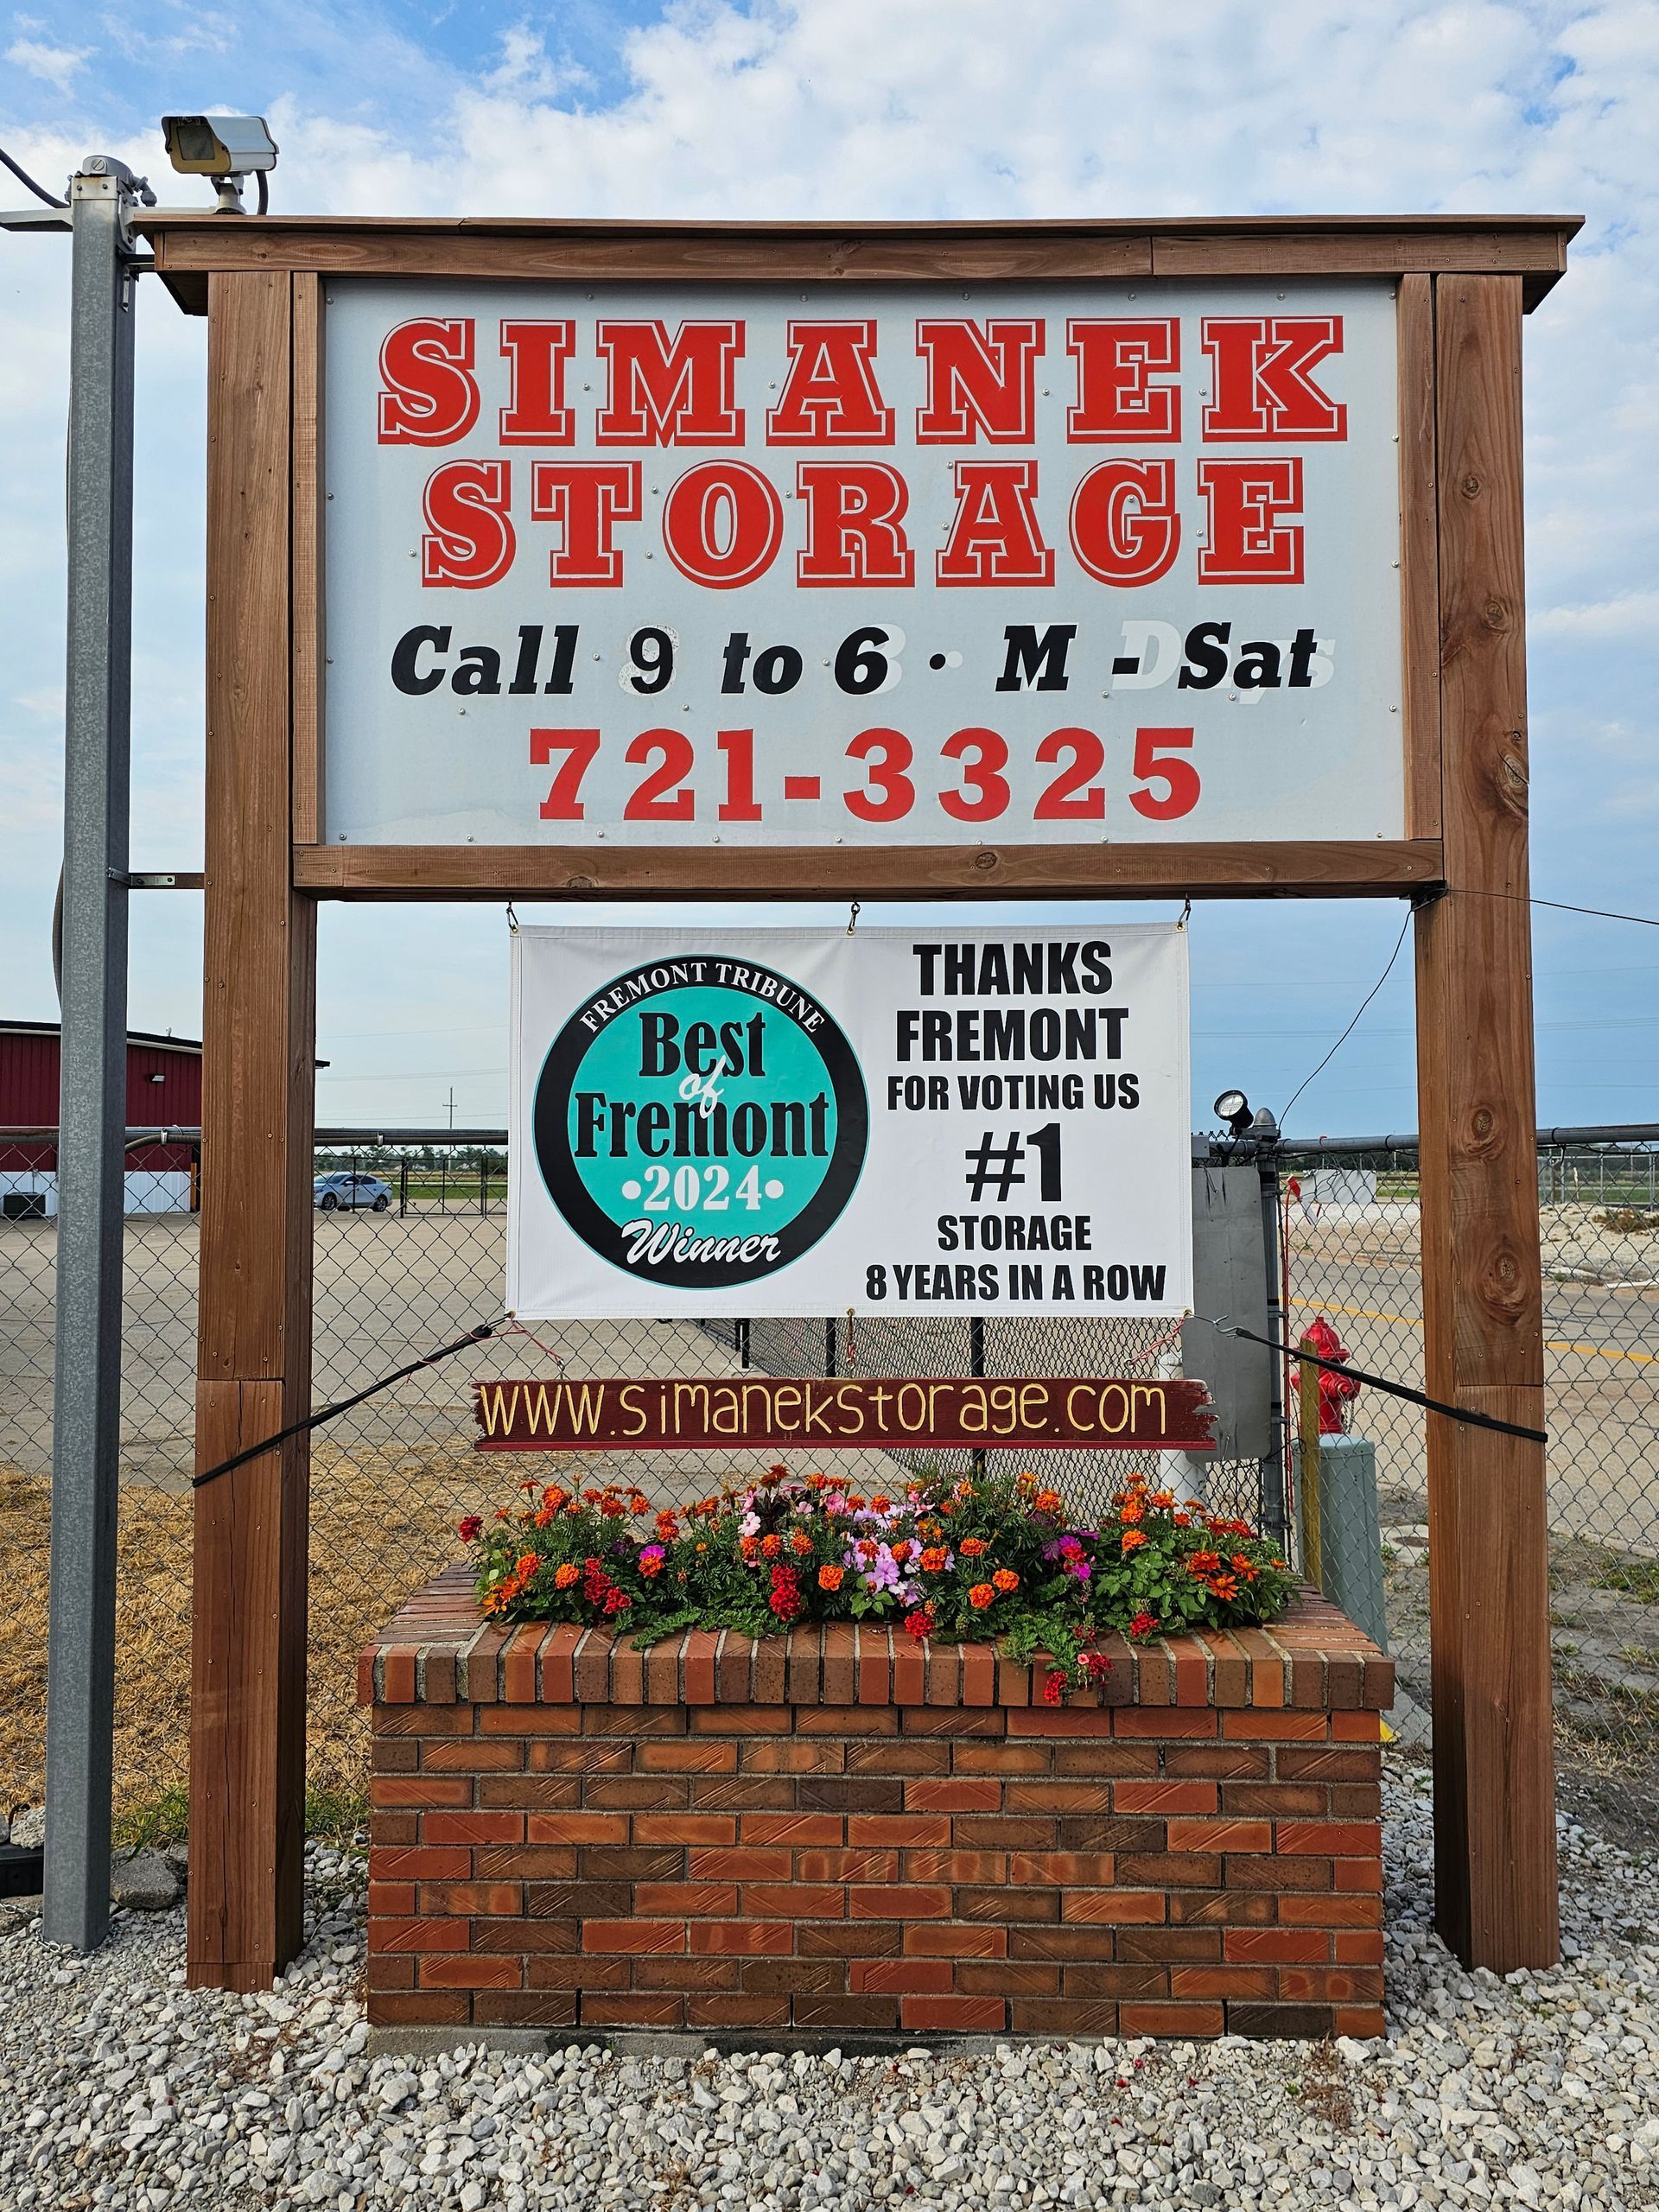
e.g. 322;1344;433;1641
359;1570;1392;2044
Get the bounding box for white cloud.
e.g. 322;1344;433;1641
5;35;90;91
1535;590;1659;640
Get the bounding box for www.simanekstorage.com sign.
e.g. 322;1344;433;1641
322;279;1405;849
506;925;1190;1319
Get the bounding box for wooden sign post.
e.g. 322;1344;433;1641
136;213;1577;1987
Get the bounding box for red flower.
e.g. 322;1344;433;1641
768;1563;804;1622
456;1515;483;1544
1128;1611;1159;1639
903;1605;934;1642
1041;1670;1065;1705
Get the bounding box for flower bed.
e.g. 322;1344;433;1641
359;1564;1393;2047
459;1465;1298;1694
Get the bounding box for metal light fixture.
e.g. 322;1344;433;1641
1214;1088;1254;1136
161;114;276;215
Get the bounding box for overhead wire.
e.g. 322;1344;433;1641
0;143;67;208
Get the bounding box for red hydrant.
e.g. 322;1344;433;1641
1294;1313;1360;1434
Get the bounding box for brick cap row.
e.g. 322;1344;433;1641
359;1568;1394;1716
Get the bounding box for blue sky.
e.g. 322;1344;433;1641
3;0;1656;1135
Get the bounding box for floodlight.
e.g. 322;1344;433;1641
161;114;276;214
1214;1089;1252;1135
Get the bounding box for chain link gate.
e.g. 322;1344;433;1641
3;1123;1656;1837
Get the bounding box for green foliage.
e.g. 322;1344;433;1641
460;1463;1294;1697
111;1781;368;1852
113;1783;190;1851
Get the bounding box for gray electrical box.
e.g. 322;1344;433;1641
1180;1165;1271;1459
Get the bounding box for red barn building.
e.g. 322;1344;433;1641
0;1020;201;1214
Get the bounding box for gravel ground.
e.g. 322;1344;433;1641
2;1760;1656;2212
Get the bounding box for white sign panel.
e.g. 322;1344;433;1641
323;279;1404;848
507;925;1191;1320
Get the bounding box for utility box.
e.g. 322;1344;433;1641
1294;1432;1389;1654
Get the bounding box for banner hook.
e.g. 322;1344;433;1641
846;900;861;937
505;900;519;935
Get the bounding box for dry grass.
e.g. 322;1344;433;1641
0;1445;507;1820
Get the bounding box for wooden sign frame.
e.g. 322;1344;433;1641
137;210;1579;1991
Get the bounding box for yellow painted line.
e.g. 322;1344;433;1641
1545;1339;1656;1367
1289;1296;1421;1330
1288;1296;1656;1366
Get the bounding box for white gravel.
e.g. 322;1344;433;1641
2;1761;1656;2211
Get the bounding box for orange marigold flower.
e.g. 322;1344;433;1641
889;1539;912;1564
760;1532;783;1559
817;1564;844;1592
790;1529;812;1554
739;1535;760;1563
1033;1488;1063;1515
968;1582;995;1609
552;1561;580;1589
1119;1498;1145;1526
919;1547;949;1574
696;1541;709;1554
1186;1550;1223;1577
1173;1511;1192;1527
959;1537;989;1558
846;1495;866;1510
991;1567;1019;1593
1149;1490;1175;1510
870;1495;892;1514
515;1552;538;1577
1120;1528;1148;1554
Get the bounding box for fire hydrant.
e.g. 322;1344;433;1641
1294;1313;1360;1433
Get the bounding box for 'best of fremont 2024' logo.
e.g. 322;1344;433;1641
533;955;868;1289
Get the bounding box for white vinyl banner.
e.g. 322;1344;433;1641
323;278;1405;849
507;925;1191;1320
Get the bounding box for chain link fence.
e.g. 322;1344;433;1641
1276;1130;1659;1844
2;1123;1656;1842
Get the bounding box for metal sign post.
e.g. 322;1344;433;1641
41;158;143;1951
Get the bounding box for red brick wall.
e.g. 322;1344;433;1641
361;1570;1391;2042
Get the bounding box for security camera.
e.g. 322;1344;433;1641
161;115;277;214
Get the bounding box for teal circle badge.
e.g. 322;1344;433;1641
533;954;867;1288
